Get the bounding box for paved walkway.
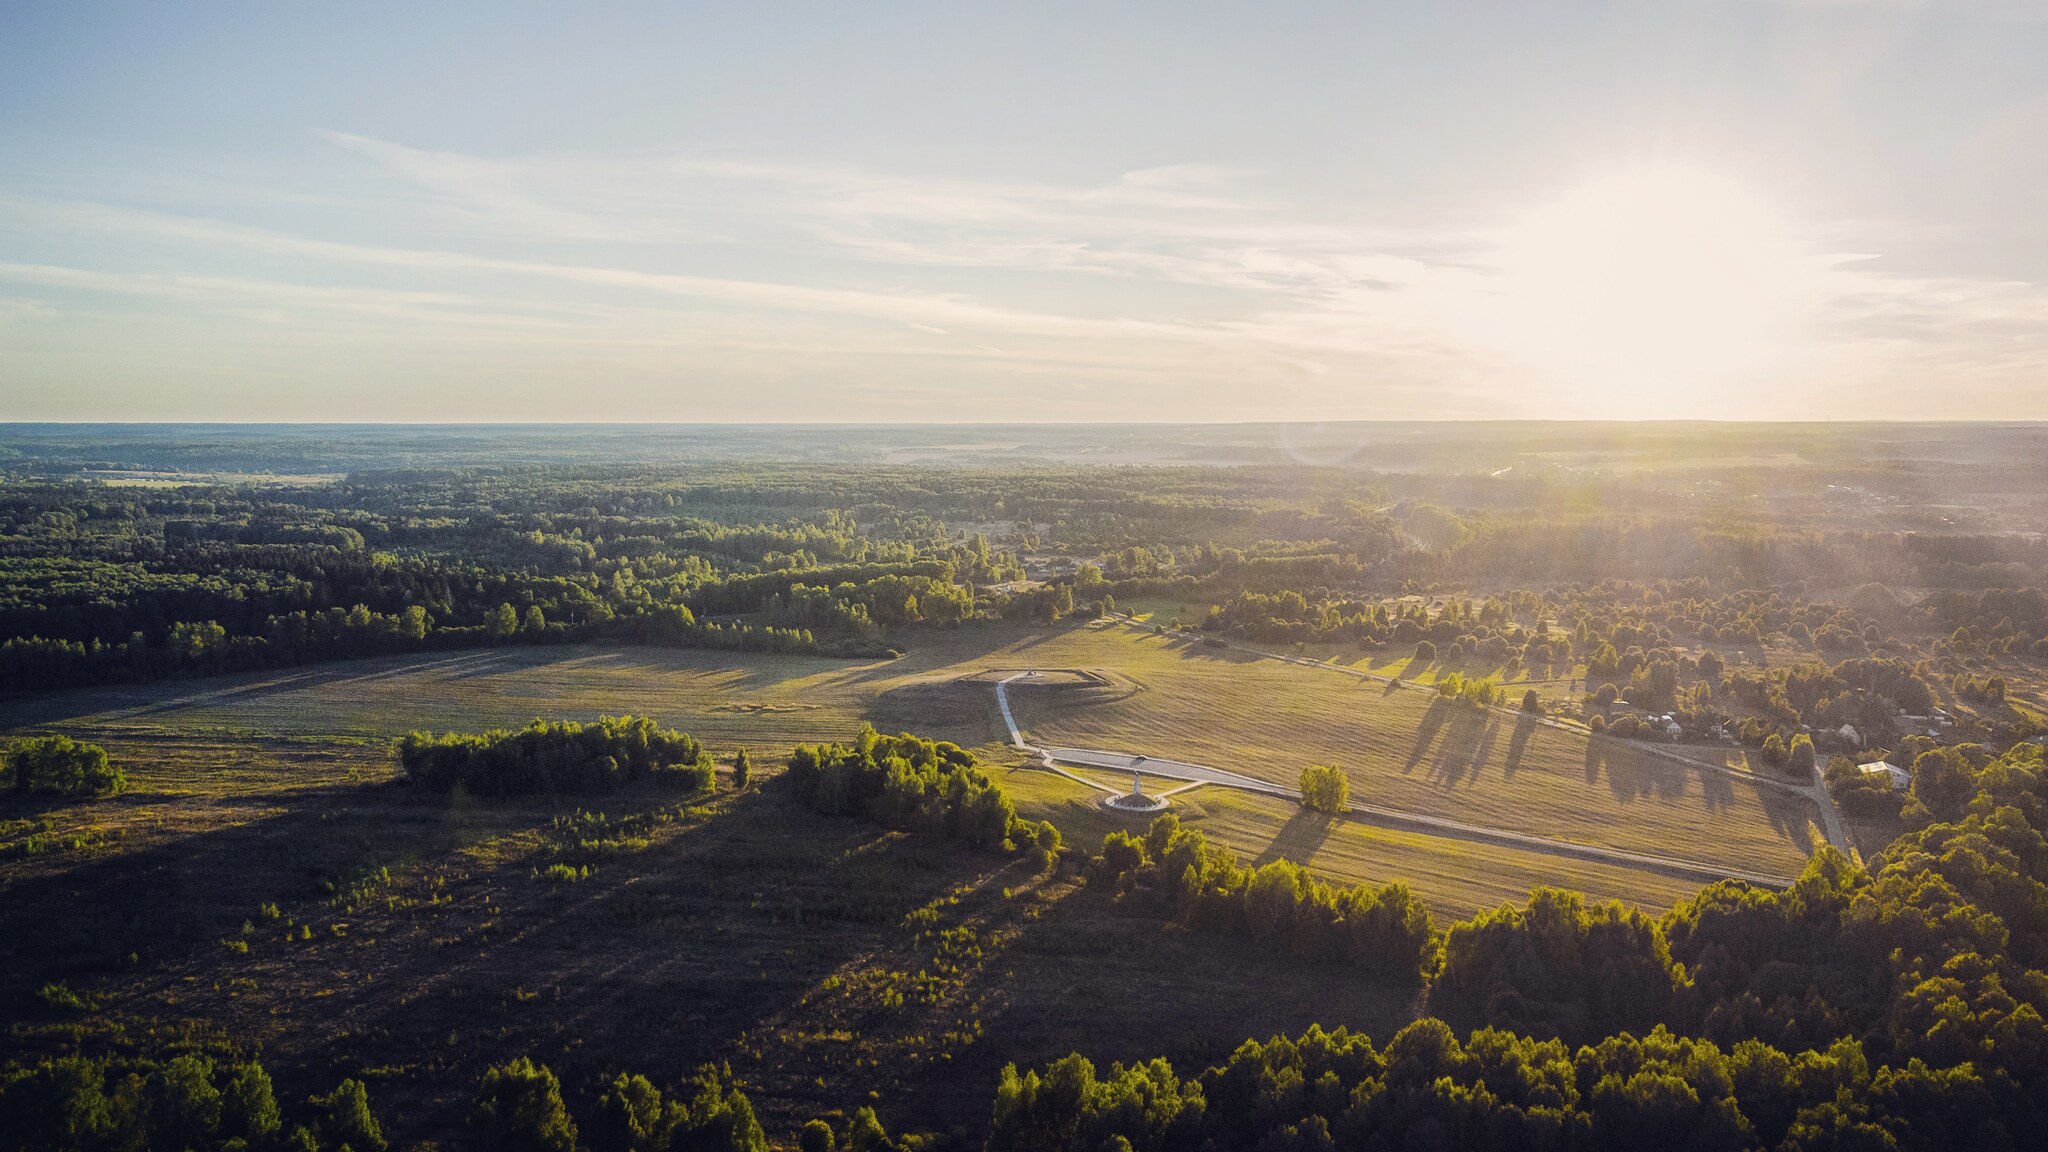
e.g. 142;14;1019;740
993;671;1794;890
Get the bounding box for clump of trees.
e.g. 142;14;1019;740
588;1064;767;1152
784;725;1023;850
5;735;123;798
396;716;712;797
1297;764;1349;813
1435;671;1500;708
0;1053;382;1152
1093;814;1434;980
471;1057;578;1152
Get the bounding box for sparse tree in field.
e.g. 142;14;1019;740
1414;640;1437;663
1522;688;1543;714
488;603;520;641
470;1058;576;1152
1299;764;1350;814
732;747;752;789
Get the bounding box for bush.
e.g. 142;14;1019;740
471;1058;576;1152
397;716;711;797
799;1119;837;1152
1298;764;1350;814
6;736;123;798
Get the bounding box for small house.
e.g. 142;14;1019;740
1859;761;1910;791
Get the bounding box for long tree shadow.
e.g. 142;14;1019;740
1250;808;1338;868
1504;714;1538;777
1428;708;1495;789
1402;698;1455;772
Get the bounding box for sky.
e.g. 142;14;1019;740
2;1;2046;422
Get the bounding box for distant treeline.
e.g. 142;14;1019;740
7;462;2047;696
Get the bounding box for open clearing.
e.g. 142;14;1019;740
2;618;1820;909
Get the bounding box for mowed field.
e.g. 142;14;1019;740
1;616;1819;907
1002;622;1821;875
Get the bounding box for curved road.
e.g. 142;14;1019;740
996;672;1795;890
1099;613;1852;856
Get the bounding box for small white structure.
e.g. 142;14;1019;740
1838;724;1862;748
1859;761;1910;791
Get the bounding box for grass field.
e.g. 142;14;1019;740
998;768;1707;918
999;622;1821;874
0;616;1820;909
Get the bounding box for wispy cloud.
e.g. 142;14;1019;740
2;133;2045;419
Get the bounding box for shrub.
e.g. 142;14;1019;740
1298;764;1350;814
732;747;751;789
6;736;123;798
800;1118;837;1152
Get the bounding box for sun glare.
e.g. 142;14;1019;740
1484;163;1820;414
